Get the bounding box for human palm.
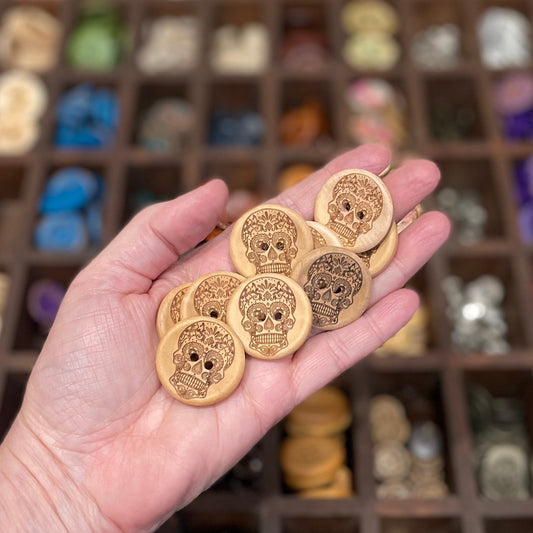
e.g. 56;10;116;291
1;145;449;533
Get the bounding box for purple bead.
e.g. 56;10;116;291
501;109;533;140
27;279;66;330
518;203;533;243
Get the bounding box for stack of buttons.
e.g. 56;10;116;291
411;24;461;70
27;279;66;333
437;187;487;245
341;0;400;71
0;272;10;336
280;6;328;73
346;78;408;149
55;84;120;149
0;6;62;72
513;155;533;243
494;73;533;141
371;394;449;499
442;275;509;355
137;99;194;153
34;167;104;253
210;23;269;75
280;387;354;498
66;2;128;72
137;16;200;75
209;110;264;147
280;97;331;148
0;70;48;155
468;384;531;500
478;8;531;69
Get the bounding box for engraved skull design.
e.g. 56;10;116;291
327;173;384;248
241;208;298;275
239;277;297;357
170;321;234;399
193;275;241;322
303;253;363;327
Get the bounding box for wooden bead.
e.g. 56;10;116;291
230;204;314;278
156;282;192;339
181;271;244;323
156;317;245;406
293;246;372;331
314;169;394;253
226;273;312;360
357;222;398;277
307;221;343;249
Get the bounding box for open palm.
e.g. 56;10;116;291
2;144;449;533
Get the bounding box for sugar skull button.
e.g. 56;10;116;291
156;282;192;339
357;222;398;277
156;317;245;406
293;246;372;330
307;221;343;249
181;271;245;323
226;273;312;360
230;204;314;278
314;169;394;253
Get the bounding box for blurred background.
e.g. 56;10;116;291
1;0;533;532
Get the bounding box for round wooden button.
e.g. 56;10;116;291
180;271;245;324
230;204;314;278
299;466;354;499
314;169;394;253
156;317;245;406
307;221;343;249
293;246;372;331
226;273;312;360
156;282;192;339
357;222;398;277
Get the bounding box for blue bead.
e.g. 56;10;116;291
85;201;103;244
34;212;88;252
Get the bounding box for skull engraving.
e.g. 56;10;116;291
193;275;241;322
303;253;363;327
169;321;234;399
310;226;327;248
241;208;298;275
357;245;378;269
239;277;297;357
327;173;383;248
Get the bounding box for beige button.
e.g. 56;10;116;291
156;282;192;339
230;204;314;278
280;435;346;490
397;204;423;234
226;273;312;360
374;441;411;481
293;246;372;331
181;271;244;324
156;317;245;406
314;169;394;253
358;222;398;277
307;221;343;249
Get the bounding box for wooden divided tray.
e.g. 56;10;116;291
1;0;533;532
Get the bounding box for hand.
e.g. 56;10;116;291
0;144;450;533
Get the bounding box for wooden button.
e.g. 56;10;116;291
314;169;394;253
299;466;354;499
156;282;192;339
397;204;423;234
293;246;372;331
307;221;343;249
226;273;312;360
357;222;398;277
280;435;346;490
180;271;244;324
230;204;314;278
156;317;245;406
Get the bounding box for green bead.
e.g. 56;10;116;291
67;24;119;71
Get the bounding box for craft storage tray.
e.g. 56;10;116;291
1;0;533;532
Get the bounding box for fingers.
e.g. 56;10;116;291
83;180;229;293
370;211;451;304
288;288;420;402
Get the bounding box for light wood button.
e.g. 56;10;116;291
230;204;314;278
156;282;192;339
357;222;398;277
307;221;343;249
293;246;372;331
181;271;244;324
156;317;245;406
226;273;312;360
314;169;394;253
